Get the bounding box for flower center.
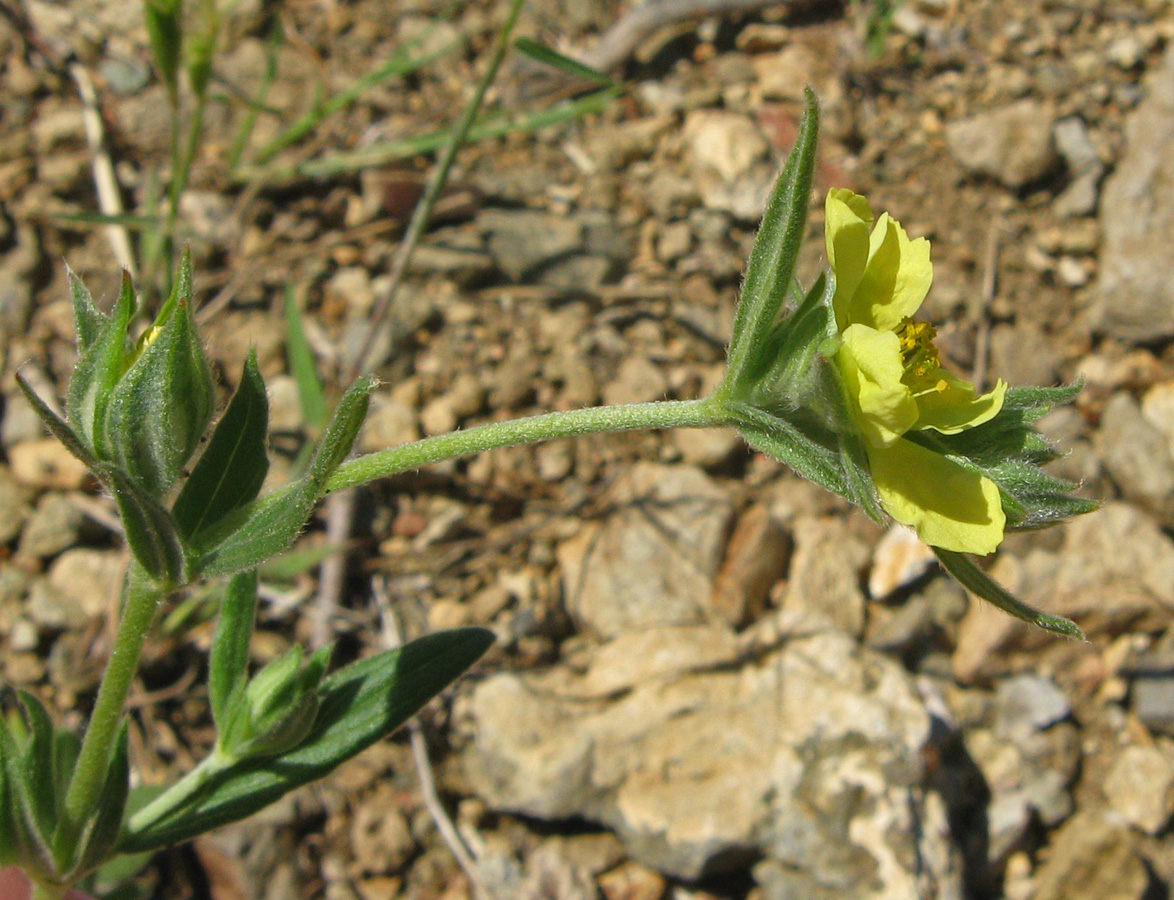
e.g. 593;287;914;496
896;317;947;395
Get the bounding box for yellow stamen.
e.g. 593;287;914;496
895;317;940;380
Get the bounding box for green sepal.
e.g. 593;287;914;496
172;350;270;542
18;372;188;583
722;88;820;394
103;295;215;500
193;375;376;578
17;372;103;473
209;570;258;730
746;271;840;414
218;645;332;762
100;464;187;585
119;627;494;854
725;398;884;522
66;272;136;456
67;265;106;352
934;548;1084;639
907;381;1098;530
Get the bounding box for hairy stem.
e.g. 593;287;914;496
123;749;233;840
58;565;165;847
327;397;729;493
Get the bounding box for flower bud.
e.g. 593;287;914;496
218;646;331;762
102;294;214;499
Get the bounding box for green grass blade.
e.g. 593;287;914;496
283;284;329;431
514;37;615;85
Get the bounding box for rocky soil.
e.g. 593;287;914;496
3;0;1174;899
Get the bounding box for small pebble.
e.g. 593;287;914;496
9;439;90;490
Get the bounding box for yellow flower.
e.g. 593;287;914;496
826;188;1007;554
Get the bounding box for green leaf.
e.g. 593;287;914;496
70;724;129;878
513;37;616;86
66;273;135;455
723;89;820;394
0;731;12;867
119;628;494;854
283;285;328;431
104;297;215;499
17;691;59;849
933;548;1084;638
68;266;107;352
209;571;258;729
193;376;376;578
191;481;319;579
0;696;57;878
172;351;270;541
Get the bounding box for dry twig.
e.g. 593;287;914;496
972;218;1000;392
70;63;137;276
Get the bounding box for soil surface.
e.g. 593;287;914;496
3;1;1174;899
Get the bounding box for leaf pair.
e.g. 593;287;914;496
120;566;493;853
0;692;128;886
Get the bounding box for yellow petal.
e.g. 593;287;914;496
838;324;918;448
825;189;874;332
869;439;1005;555
849;214;933;333
915;373;1007;434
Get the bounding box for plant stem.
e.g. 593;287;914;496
327;397;729;494
123;749;233;839
58;565;165;848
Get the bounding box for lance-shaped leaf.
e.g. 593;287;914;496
68;725;129;879
172;351;270;542
722;88;820;394
104;296;214;500
0;695;61;880
208;570;258;729
0;732;12;867
194;375;376;578
934;548;1083;639
119;627;493;853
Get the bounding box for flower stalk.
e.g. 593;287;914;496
327;398;729;493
